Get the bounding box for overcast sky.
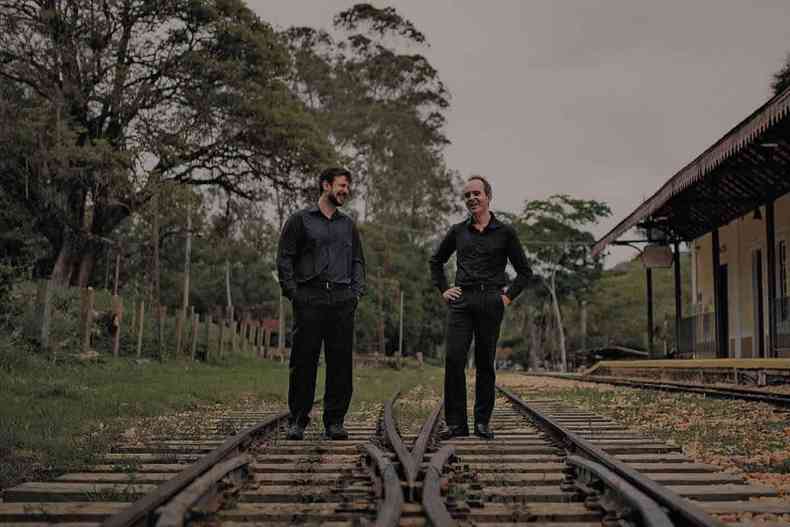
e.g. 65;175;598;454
251;0;790;266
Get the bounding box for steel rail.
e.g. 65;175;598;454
422;445;456;527
382;393;419;498
155;454;251;527
497;384;726;527
566;454;673;527
364;443;405;527
578;374;790;408
410;400;443;467
102;408;292;527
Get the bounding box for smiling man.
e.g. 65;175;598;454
277;167;365;441
429;175;532;440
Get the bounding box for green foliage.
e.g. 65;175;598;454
583;254;691;350
771;52;790;95
0;0;333;285
284;4;459;229
354;224;447;357
508;195;612;369
517;195;612;299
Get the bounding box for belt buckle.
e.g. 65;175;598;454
325;281;331;290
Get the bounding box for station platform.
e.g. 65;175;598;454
584;358;790;386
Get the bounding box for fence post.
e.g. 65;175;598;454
28;279;53;353
231;308;238;355
136;300;145;358
130;296;137;337
175;309;184;356
80;287;95;354
190;307;198;361
253;322;260;356
158;304;166;361
218;308;225;358
204;312;212;361
240;313;248;354
111;294;123;357
264;327;272;359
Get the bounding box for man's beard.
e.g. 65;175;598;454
328;191;346;207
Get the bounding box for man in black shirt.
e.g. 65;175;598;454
277;167;365;440
430;175;531;440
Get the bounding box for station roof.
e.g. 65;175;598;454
592;86;790;256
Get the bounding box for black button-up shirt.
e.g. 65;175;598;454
277;206;365;299
430;213;532;300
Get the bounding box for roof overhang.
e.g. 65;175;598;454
593;86;790;256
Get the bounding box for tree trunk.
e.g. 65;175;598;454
50;228;88;286
547;274;567;372
225;259;232;308
75;246;98;288
525;307;541;371
152;186;160;306
50;240;77;286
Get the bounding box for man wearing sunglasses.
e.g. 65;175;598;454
430;175;531;440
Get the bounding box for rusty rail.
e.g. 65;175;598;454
422;445;456;527
497;384;726;527
382;394;419;497
102;409;291;527
410;400;443;465
364;444;404;527
155;454;251;527
566;454;672;527
575;374;790;408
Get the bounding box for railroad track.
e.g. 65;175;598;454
4;381;790;526
531;372;790;409
0;398;401;526
422;385;790;526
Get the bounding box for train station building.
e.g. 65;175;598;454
593;87;790;359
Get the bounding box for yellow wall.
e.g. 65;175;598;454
692;193;790;357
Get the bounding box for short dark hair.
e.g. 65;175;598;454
319;167;352;193
467;175;492;198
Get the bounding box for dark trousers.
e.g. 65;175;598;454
289;286;356;429
443;287;504;430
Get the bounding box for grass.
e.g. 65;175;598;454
0;333;444;491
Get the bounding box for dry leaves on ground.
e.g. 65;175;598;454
497;373;790;499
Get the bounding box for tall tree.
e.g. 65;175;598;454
0;0;332;286
515;195;611;371
283;4;459;233
771;52;790;95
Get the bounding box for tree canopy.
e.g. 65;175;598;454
0;0;334;286
771;52;790;95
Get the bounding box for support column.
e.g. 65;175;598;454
646;267;654;357
712;228;724;358
766;200;777;357
673;240;682;358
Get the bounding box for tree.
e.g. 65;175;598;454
771;52;790;95
514;195;611;371
0;0;333;287
283;4;459;233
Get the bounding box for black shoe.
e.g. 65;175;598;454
474;423;494;440
438;426;469;441
286;423;305;440
324;423;349;440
